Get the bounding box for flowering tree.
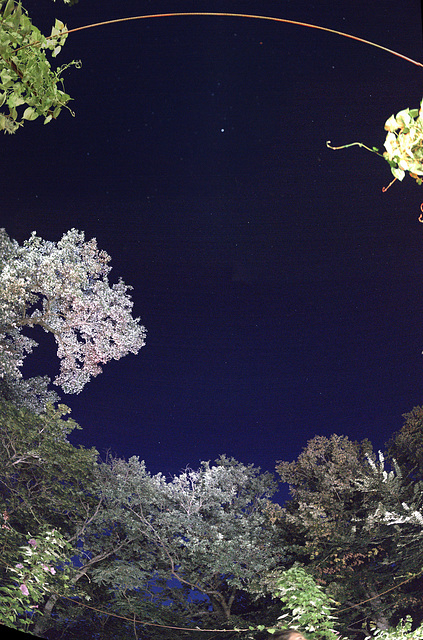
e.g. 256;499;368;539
0;525;74;632
0;397;129;638
0;227;146;400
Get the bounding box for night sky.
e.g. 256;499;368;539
2;0;423;492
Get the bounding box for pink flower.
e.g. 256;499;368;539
28;538;37;547
15;563;24;569
19;584;29;596
42;564;56;575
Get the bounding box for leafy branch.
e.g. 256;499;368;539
0;0;80;133
327;99;423;193
0;524;74;631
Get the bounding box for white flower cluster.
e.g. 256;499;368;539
0;228;146;395
373;502;423;527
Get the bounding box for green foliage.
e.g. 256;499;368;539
0;0;80;133
365;617;423;640
387;406;423;480
2;409;423;638
76;455;284;633
0;398;99;536
327;98;423;189
0;374;60;415
0;525;74;632
258;565;342;640
382;101;423;184
0;398;102;634
275;435;417;634
358;448;423;594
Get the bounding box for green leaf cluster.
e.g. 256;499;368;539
327;98;423;189
0;398;99;634
87;454;283;629
259;565;342;640
365;617;423;640
382;100;423;184
0;525;74;631
0;0;80;133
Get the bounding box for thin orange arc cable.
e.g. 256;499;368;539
58;12;423;69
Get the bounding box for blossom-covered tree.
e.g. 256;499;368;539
0;228;146;403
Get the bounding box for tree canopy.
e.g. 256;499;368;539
2;400;423;639
276;432;423;636
0;228;146;409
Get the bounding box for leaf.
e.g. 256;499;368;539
384;114;398;132
22;106;38;120
2;0;15;19
54;18;65;31
391;166;405;181
10;2;21;30
8;93;25;108
0;7;79;131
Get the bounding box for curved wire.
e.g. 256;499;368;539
17;12;423;68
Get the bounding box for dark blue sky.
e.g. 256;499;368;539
2;0;423;490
